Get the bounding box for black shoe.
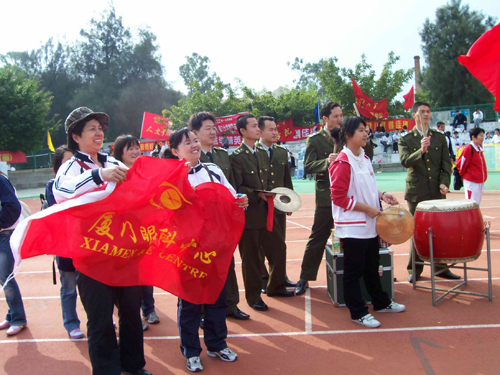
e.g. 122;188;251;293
437;271;461;280
200;318;204;330
294;280;308;295
408;274;420;283
267;290;295;297
285;279;297;288
122;369;152;375
227;308;250;320
251;300;269;311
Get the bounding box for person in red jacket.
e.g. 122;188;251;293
457;127;488;204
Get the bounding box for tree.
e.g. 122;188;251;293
290;53;414;118
0;66;57;152
179;53;217;94
420;0;496;106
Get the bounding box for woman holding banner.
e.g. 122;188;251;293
113;134;160;331
53;108;151;375
164;127;248;373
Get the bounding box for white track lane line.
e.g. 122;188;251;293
1;324;500;345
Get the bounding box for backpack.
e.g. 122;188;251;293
453;146;474;191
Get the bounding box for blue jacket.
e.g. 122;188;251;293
0;174;21;231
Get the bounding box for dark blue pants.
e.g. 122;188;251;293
77;272;145;375
178;283;228;358
141;285;155;317
342;237;391;320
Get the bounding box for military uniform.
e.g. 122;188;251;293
230;143;287;306
200;147;239;315
398;128;452;276
299;127;335;281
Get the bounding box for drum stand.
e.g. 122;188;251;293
412;222;493;306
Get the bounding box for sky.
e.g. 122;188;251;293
1;0;499;99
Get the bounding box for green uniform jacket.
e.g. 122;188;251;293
304;127;335;207
256;142;293;190
398;128;452;203
200;147;235;187
230;144;272;229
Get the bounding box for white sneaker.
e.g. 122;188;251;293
352;313;380;328
207;347;238;362
144;312;160;324
377;301;406;313
187;356;203;372
69;328;84;339
142;321;149;331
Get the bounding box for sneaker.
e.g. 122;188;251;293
352;313;380;328
377;301;406;313
207;348;238;362
186;356;203;372
69;328;84;339
6;325;26;336
142;321;149;331
144;311;160;324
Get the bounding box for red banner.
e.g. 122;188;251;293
458;23;500;111
12;157;244;304
352;78;389;119
139;141;168;153
215;112;248;134
403;86;415;111
366;118;415;132
214;134;242;147
0;151;27;164
277;118;319;142
141;112;171;141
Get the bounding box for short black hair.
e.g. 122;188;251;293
455;109;460;113
495;128;500;133
320;101;341;119
258;116;275;130
340;116;367;144
412;101;431;113
113;134;140;162
68;115;98;152
53;146;72;174
188;112;217;132
403;125;407;130
162;127;191;159
453;131;459;135
470;127;485;140
437;121;445;127
236;114;255;137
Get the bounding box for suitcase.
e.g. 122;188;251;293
325;244;394;307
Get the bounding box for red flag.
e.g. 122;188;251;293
140;112;171;141
215;112;248;133
403;86;415;111
276;118;318;142
458;24;500;111
11;157;244;304
351;78;388;119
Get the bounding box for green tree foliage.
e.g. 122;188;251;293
290;53;414;118
420;0;496;106
0;66;57;152
179;53;217;94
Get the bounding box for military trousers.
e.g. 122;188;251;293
406;200;448;276
260;213;287;281
239;225;287;306
299;205;334;281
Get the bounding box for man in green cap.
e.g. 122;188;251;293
256;116;296;291
295;102;343;295
188;111;250;321
399;101;460;282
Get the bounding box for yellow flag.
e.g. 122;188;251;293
47;131;55;152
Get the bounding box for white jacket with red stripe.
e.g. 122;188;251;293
329;146;379;239
457;142;487;184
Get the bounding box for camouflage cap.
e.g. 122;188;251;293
64;107;109;135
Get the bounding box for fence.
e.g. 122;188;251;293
14;148;54;170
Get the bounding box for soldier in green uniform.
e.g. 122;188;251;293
398;101;460;282
230;114;290;311
188;112;251;321
256;116;296;292
295;102;343;295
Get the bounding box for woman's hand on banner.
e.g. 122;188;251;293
101;166;128;183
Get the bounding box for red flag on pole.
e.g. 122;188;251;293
11;157;245;304
458;23;500;111
140;112;171;141
403;86;415;111
351;78;388;119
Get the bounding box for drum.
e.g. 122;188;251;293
413;199;484;263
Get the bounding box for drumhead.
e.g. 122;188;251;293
416;199;479;212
